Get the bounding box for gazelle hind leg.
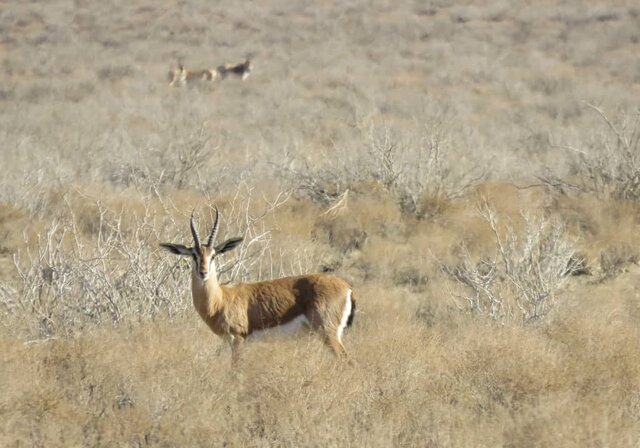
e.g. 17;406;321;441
331;289;355;358
306;309;347;358
336;289;353;343
305;309;347;358
324;332;348;358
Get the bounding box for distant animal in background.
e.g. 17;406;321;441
216;58;252;80
168;64;218;87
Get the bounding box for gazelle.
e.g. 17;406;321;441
216;58;252;80
168;64;218;87
160;208;356;364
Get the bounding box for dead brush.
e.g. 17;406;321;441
442;201;581;323
599;243;639;279
0;188;291;338
320;189;350;219
280;117;484;218
362;122;482;217
4;203;190;337
108;121;224;190
540;105;640;201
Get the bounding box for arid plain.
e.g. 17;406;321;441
1;0;640;446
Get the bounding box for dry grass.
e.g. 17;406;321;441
2;294;640;447
2;0;640;446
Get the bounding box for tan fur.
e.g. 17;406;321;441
168;65;218;87
168;59;251;87
160;211;355;365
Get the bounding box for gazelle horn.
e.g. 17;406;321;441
206;206;220;247
190;210;201;247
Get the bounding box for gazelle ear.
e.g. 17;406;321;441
159;243;192;256
214;237;243;255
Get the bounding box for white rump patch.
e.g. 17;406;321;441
337;289;352;343
249;315;310;340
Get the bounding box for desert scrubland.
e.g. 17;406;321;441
1;0;640;446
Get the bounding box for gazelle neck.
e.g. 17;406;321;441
191;267;223;315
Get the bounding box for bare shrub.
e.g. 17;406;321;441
160;123;218;189
280;115;484;217
444;201;580;323
108;122;222;190
541;106;640;200
205;185;293;282
3;203;188;337
0;188;291;338
362;121;484;216
599;243;639;279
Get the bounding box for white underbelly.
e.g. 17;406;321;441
248;315;310;340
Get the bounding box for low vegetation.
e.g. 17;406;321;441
2;0;640;446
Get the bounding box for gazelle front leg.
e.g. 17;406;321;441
227;334;245;367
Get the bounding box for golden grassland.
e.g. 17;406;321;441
2;0;640;446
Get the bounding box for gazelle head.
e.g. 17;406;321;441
160;208;243;282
